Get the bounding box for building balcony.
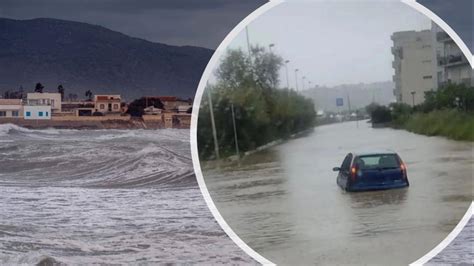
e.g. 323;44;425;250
438;54;469;67
436;32;452;42
23;99;52;106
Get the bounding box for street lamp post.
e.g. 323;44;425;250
284;60;290;89
410;91;416;107
294;69;299;91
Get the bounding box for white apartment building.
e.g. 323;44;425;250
391;30;436;106
26;93;62;112
431;23;472;88
0;99;23;118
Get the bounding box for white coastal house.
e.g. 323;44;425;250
23;92;61;120
0;99;23;118
24;105;52;120
26;92;62;112
94;95;121;114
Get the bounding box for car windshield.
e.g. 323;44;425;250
354;154;400;170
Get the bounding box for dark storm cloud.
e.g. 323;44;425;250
418;0;473;53
0;0;267;48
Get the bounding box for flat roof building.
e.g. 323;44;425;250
391;30;436;106
0;99;23;118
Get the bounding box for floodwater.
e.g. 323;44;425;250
203;120;473;265
0;124;253;264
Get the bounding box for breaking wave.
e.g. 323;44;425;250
0;124;195;188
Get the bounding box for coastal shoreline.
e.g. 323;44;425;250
0;118;188;130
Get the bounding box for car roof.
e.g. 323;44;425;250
351;149;397;157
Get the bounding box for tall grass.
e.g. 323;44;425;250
403;109;474;141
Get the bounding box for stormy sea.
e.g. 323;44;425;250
0;124;252;264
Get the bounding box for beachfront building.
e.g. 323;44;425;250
391;30;436;106
0;99;23;118
156;96;191;111
26;93;62;112
24;105;51;120
94;95;122;114
144;106;162;115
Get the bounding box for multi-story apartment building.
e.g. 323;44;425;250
431;23;472;88
391;30;436;106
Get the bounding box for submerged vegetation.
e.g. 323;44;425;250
367;83;474;141
198;47;316;160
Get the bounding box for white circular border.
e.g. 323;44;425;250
190;0;474;265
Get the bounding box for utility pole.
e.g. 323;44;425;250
284;60;290;89
411;91;416;107
230;103;240;159
245;26;252;57
294;69;299;91
207;85;220;160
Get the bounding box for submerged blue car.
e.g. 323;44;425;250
333;150;409;192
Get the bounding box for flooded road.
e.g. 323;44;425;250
203;120;473;265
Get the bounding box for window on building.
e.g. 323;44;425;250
0;111;6;117
46;112;49;117
26;111;31;117
12;111;19;117
39;111;43;117
100;104;105;109
423;75;433;79
113;104;119;110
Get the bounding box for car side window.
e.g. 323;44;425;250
341;154;353;172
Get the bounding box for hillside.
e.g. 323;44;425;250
302;81;396;112
0;18;214;100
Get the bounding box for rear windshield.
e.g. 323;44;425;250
354;154;400;170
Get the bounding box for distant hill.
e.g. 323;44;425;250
302;81;396;112
0;18;214;100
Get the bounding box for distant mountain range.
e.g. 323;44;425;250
302;81;396;112
0;18;214;100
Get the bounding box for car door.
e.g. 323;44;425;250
337;153;352;188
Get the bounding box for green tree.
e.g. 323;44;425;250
34;83;44;93
57;84;65;101
198;47;316;160
126;97;164;117
85;90;93;101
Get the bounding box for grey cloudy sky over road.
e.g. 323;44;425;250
418;0;473;54
225;1;432;88
0;0;266;49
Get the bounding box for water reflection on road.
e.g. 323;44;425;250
202;121;473;265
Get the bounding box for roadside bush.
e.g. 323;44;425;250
368;104;392;124
389;102;412;127
421;83;474;112
404;110;474;141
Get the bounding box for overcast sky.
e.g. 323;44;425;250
222;1;432;88
418;0;473;53
0;0;266;49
